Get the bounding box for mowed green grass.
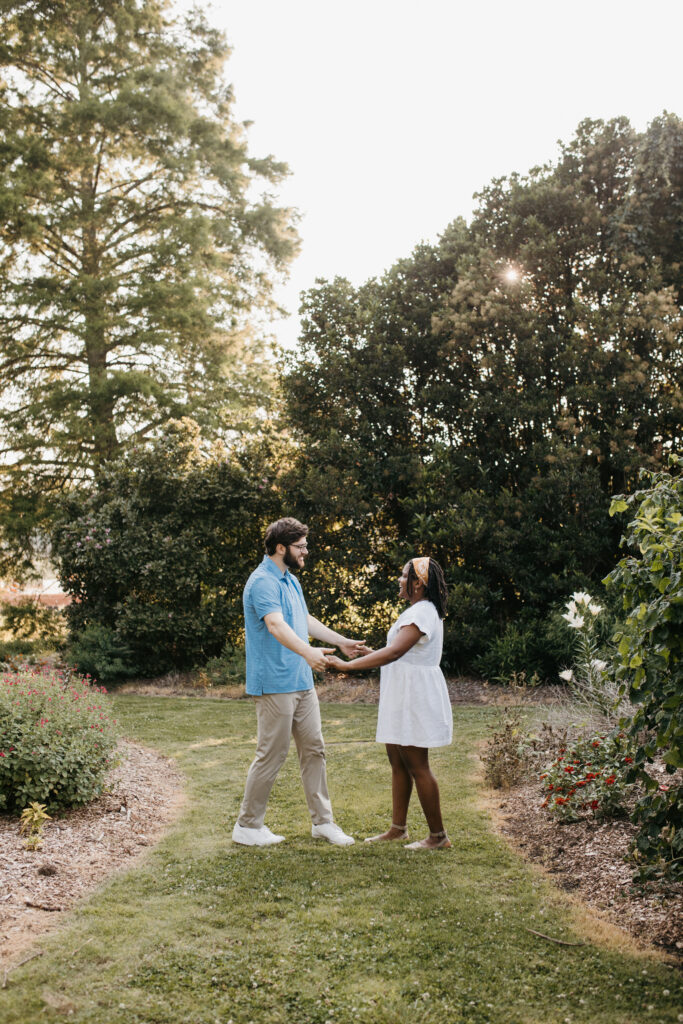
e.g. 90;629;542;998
2;697;681;1024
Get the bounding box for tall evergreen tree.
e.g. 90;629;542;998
0;0;298;498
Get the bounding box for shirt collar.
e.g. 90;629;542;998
261;554;291;581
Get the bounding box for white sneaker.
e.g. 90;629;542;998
232;823;285;846
311;822;355;846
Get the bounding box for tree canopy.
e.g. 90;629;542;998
282;115;683;677
0;0;298;554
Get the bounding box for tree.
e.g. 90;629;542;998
281;117;683;677
53;419;286;680
0;0;298;507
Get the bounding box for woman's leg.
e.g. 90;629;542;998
365;743;412;841
398;746;447;844
388;743;412;831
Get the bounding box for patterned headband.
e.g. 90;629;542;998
412;557;430;586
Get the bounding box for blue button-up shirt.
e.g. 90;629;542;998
243;555;314;696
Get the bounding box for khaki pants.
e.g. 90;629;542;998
237;688;333;828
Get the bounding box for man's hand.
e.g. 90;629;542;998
337;638;372;658
305;646;335;672
326;655;349;672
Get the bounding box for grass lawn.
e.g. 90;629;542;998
2;697;681;1024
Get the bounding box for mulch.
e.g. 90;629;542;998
492;780;682;961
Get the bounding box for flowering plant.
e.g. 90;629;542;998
0;666;118;814
540;730;636;821
557;591;622;719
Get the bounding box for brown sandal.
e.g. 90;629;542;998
364;823;409;843
405;831;451;850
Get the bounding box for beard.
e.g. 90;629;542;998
283;548;302;572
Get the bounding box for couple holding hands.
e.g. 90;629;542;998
232;518;452;851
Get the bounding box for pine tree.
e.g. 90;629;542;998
0;0;298;495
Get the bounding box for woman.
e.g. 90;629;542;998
326;557;452;849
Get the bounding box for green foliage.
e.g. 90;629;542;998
195;645;247;691
53;420;284;681
19;801;51;850
0;667;118;814
0;0;298;571
281;116;682;677
0;598;66;655
605;458;683;878
540;730;636;822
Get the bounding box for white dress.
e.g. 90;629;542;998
375;600;453;748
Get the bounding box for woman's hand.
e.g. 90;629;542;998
326;655;350;672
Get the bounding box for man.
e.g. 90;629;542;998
232;517;366;847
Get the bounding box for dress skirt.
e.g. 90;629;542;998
375;661;453;748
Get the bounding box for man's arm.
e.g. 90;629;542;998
264;612;333;671
307;614;368;659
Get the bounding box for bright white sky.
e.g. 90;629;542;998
180;0;682;349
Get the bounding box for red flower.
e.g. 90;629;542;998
605;775;616;786
555;797;568;805
623;757;633;764
590;800;599;810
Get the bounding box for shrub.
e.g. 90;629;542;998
605;458;683;879
481;707;528;789
195;646;246;690
540;729;636;822
52;420;283;681
0;666;118;814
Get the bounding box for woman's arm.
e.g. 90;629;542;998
326;624;423;672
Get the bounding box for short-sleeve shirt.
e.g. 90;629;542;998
243;555;313;696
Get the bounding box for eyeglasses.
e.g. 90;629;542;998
290;543;309;552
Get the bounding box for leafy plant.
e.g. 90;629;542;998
481;707;528;789
19;801;52;851
606;458;683;879
540;730;636;822
0;667;118;814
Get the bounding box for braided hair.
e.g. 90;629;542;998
406;558;448;619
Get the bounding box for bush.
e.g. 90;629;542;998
0;598;67;659
540;729;636;822
481;707;528;789
52;420;283;681
0;666;118;814
605;458;683;879
194;646;247;691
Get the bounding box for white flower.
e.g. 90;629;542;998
571;591;593;605
588;602;603;615
559;669;574;682
562;611;585;629
591;658;607;672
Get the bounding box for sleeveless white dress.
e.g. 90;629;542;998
375;600;453;748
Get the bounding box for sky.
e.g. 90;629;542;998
179;0;682;349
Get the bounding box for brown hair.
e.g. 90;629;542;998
406;557;448;618
264;517;308;555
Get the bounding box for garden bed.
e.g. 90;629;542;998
0;741;184;971
491;779;683;960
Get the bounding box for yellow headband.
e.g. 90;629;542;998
412;557;430;587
